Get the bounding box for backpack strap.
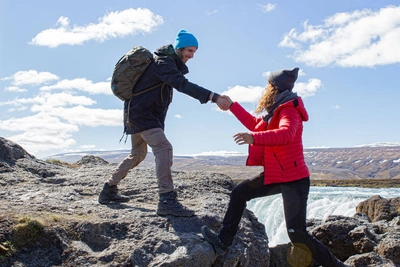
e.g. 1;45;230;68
124;82;166;137
131;82;165;98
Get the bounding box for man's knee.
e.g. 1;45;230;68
137;151;147;163
130;146;147;164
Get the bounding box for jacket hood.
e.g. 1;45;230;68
154;44;178;59
279;97;309;122
294;97;308;122
154;44;188;74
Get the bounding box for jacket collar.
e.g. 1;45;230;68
274;97;309;122
154;44;188;74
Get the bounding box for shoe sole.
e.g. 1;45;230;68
98;199;130;204
156;209;195;217
201;226;227;256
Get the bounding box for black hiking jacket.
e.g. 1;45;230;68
123;44;212;134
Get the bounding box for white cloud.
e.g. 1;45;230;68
332;105;341;109
258;4;276;13
8;107;28;112
230;71;322;101
279;5;400;67
44;106;121;127
7;132;77;156
80;144;96;150
0;112;78;133
0;105;121;154
29;8;164;48
40;78;111;95
0;113;79;155
0;70;122;155
261;71;270;78
174;114;182;119
35;92;96;108
206;10;218;15
1;70;59;86
221;85;264;104
1;92;96;109
293;78;322;98
4;86;27;93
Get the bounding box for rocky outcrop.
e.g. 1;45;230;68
0;138;269;267
306;214;400;266
356;195;400;222
268;212;400;267
0;137;34;164
1;137;399;267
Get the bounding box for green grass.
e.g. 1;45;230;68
12;216;44;248
45;158;77;168
0;216;45;262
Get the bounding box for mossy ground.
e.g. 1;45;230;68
0;216;44;261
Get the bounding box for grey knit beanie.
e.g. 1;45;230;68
269;67;299;92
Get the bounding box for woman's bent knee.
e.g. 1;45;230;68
230;182;252;202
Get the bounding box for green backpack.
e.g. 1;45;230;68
111;46;163;101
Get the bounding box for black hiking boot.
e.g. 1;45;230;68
98;183;130;204
156;191;195;217
201;225;229;256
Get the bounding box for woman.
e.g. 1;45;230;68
202;68;348;267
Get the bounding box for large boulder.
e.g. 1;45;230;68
356;195;400;222
0;137;34;164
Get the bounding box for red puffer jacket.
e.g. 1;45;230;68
230;97;310;185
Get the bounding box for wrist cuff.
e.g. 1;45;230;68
212;93;220;103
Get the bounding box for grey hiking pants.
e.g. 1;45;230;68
106;128;174;194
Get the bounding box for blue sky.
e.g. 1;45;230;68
1;1;400;159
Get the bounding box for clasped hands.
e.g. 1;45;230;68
215;95;254;145
216;95;233;111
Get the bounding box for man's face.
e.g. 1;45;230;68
180;46;197;63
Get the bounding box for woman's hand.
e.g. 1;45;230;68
217;95;234;111
233;132;254;145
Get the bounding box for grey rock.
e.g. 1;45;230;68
356;195;400;222
1;137;400;267
0;138;270;267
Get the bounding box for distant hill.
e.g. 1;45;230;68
45;146;400;181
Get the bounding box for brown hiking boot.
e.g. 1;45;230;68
98;183;130;204
157;191;194;217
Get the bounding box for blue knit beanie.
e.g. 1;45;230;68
174;29;198;49
269;67;299;92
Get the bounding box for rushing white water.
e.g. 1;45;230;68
247;186;400;247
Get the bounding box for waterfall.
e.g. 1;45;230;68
247;186;400;247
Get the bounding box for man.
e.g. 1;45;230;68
98;29;228;217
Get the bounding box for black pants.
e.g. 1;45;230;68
218;173;342;267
